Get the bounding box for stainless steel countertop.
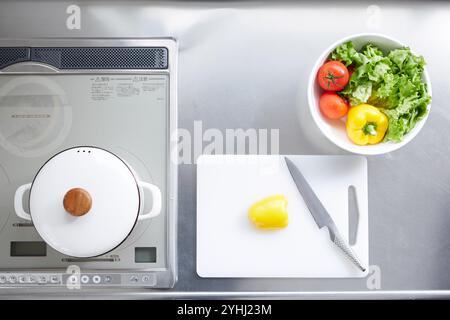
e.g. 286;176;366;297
1;0;450;299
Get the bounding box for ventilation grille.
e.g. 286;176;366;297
31;47;168;69
0;48;30;69
0;47;168;70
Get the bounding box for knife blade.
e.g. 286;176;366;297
284;156;366;272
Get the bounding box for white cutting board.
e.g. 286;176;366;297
196;155;368;278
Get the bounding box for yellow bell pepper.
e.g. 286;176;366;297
346;104;388;145
248;195;288;229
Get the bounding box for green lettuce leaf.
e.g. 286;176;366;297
331;41;363;66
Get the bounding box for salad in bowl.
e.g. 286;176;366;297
308;34;432;155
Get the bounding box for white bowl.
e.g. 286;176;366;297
307;33;432;155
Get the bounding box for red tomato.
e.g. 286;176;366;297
319;92;349;119
317;61;349;91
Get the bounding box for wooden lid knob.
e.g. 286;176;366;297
63;188;92;217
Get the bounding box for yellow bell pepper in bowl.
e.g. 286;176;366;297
346;104;388;145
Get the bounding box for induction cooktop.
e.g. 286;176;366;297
0;39;178;289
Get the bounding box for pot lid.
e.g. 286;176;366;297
29;147;140;257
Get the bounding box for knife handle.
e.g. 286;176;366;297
328;226;366;272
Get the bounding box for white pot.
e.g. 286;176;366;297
14;146;162;258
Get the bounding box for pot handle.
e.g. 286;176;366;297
14;183;32;221
137;181;162;221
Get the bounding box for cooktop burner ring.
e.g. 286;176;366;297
0;75;72;158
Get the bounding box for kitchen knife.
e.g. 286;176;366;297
284;157;366;272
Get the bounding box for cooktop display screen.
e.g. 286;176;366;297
10;242;47;257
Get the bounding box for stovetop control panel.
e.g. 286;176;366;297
0;272;157;287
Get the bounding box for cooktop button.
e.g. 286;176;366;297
50;276;59;284
142;275;150;282
8;276;17;283
104;276;112;283
68;275;78;284
81;275;89;284
92;275;101;284
129;275;139;283
0;276;6;283
38;276;47;284
19;276;27;283
29;276;36;283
